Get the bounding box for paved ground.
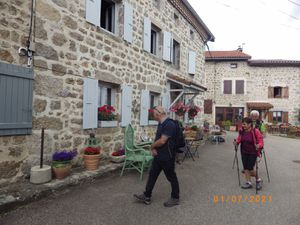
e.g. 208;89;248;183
0;132;300;225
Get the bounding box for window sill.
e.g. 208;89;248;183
98;121;118;128
148;120;158;125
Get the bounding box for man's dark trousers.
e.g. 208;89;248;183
144;158;179;199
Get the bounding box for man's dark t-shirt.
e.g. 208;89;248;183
154;118;176;161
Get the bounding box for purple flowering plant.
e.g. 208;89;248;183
52;149;78;162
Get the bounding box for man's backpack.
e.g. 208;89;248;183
170;119;186;153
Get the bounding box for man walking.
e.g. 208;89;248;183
134;106;180;207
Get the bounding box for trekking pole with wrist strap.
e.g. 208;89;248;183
233;140;241;186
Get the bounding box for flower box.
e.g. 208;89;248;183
148;120;158;125
98;120;118;128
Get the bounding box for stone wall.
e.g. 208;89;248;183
0;0;208;185
204;60;300;124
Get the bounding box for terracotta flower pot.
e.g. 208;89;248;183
52;161;72;179
83;154;100;170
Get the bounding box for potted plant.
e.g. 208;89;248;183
83;146;101;170
98;105;118;127
170;102;188;116
222;120;232;131
148;108;158;125
110;147;125;163
52;149;77;179
187;105;201;119
83;133;101;170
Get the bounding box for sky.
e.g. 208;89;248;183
188;0;300;60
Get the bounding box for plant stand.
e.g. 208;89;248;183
30;165;52;184
83;154;100;170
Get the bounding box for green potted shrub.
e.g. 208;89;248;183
222;120;232;131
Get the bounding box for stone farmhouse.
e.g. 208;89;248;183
0;0;214;185
203;49;300;128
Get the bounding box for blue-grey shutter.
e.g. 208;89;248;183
188;51;196;74
163;31;172;61
0;62;33;136
83;78;98;129
143;17;151;52
123;2;133;43
121;85;132;126
86;0;101;27
140;90;150;126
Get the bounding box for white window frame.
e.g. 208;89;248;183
98;82;117;108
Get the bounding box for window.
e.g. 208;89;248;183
98;82;117;107
150;92;160;109
150;24;160;55
274;87;282;98
230;63;237;68
101;0;115;33
273;111;282;123
190;29;195;40
223;80;232;94
268;86;289;98
223;79;245;95
235;80;244;94
172;39;180;68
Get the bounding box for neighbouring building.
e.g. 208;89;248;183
0;0;214;185
204;49;300;128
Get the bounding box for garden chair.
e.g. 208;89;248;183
120;124;153;180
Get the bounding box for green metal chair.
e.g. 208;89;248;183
120;124;153;180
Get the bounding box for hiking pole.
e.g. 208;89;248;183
255;157;259;194
232;152;236;169
262;149;270;182
234;140;241;186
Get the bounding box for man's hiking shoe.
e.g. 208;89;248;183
256;179;263;190
241;182;253;189
133;193;151;205
163;198;179;207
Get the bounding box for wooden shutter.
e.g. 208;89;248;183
283;112;289;123
282;87;289;98
235;80;244;94
223;80;232;94
123;2;133;43
204;99;213;114
163;31;172;61
143;17;151;52
268;111;273;123
83;78;98;129
188;51;196;74
85;0;101;27
161;94;170;113
268;87;274;98
0;63;33;136
121;85;132;126
140;90;150;126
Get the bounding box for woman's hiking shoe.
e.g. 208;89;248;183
133;193;151;205
241;182;253;189
163;198;179;207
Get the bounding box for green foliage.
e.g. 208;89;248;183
222;120;232;127
190;125;199;131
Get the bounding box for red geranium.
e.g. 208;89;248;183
84;146;101;155
98;105;117;121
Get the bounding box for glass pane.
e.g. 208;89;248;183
107;88;112;106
